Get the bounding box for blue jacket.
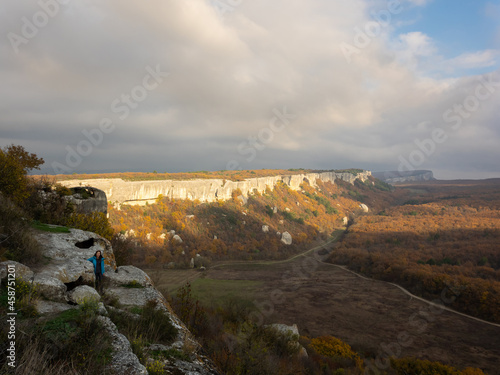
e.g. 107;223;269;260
87;256;105;275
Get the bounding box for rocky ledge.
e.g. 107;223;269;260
0;228;219;375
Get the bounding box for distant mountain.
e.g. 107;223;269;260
372;170;435;184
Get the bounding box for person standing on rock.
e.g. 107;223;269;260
87;250;105;292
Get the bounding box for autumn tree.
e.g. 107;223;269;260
0;144;44;202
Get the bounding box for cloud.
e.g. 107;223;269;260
447;50;500;70
0;0;499;179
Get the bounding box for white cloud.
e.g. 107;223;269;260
0;0;498;178
447;50;500;70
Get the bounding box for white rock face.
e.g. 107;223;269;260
281;232;292;245
58;170;372;206
359;203;369;213
262;225;269;233
342;216;349;226
34;229;116;284
68;285;101;304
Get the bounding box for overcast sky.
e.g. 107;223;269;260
1;0;499;179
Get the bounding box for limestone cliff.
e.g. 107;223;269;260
59;170;371;206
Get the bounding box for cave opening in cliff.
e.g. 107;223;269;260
75;238;95;248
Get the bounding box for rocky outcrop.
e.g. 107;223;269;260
97;315;148;375
33;229;115;289
65;186;108;214
372;170;435;184
0;229;221;374
58;170;371;206
267;323;307;358
359;203;369;213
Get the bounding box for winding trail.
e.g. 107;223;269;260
210;229;500;329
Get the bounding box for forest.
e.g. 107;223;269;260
328;180;500;323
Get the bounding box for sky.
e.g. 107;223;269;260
1;0;499;179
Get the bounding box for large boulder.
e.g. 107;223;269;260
268;323;307;358
281;231;292;245
106;266;153;288
34;275;68;302
359;203;369;213
68;285;101;304
262;225;269;233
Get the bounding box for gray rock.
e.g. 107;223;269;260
34;275;67;302
97;316;147;375
36;300;76;315
173;234;183;243
68;285;101;304
106;266;153;288
267;323;307;358
0;261;34;281
262;225;269;233
281;231;292;245
97;302;108;315
237;195;248;205
34;229;116;285
65;186;108;214
359;203;369;213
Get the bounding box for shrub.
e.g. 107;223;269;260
0;308;112;374
0;144;44;203
0;194;43;265
108;300;178;349
62;212;113;240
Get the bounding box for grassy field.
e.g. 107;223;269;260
188;278;262;308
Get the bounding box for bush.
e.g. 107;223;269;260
62;212;114;240
108;300;177;349
0;308;112;374
0;193;43;265
0;144;44;203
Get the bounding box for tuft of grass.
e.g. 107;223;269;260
121;280;144;289
31;220;70;233
108;300;178;359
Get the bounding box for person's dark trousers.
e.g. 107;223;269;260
95;273;103;293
